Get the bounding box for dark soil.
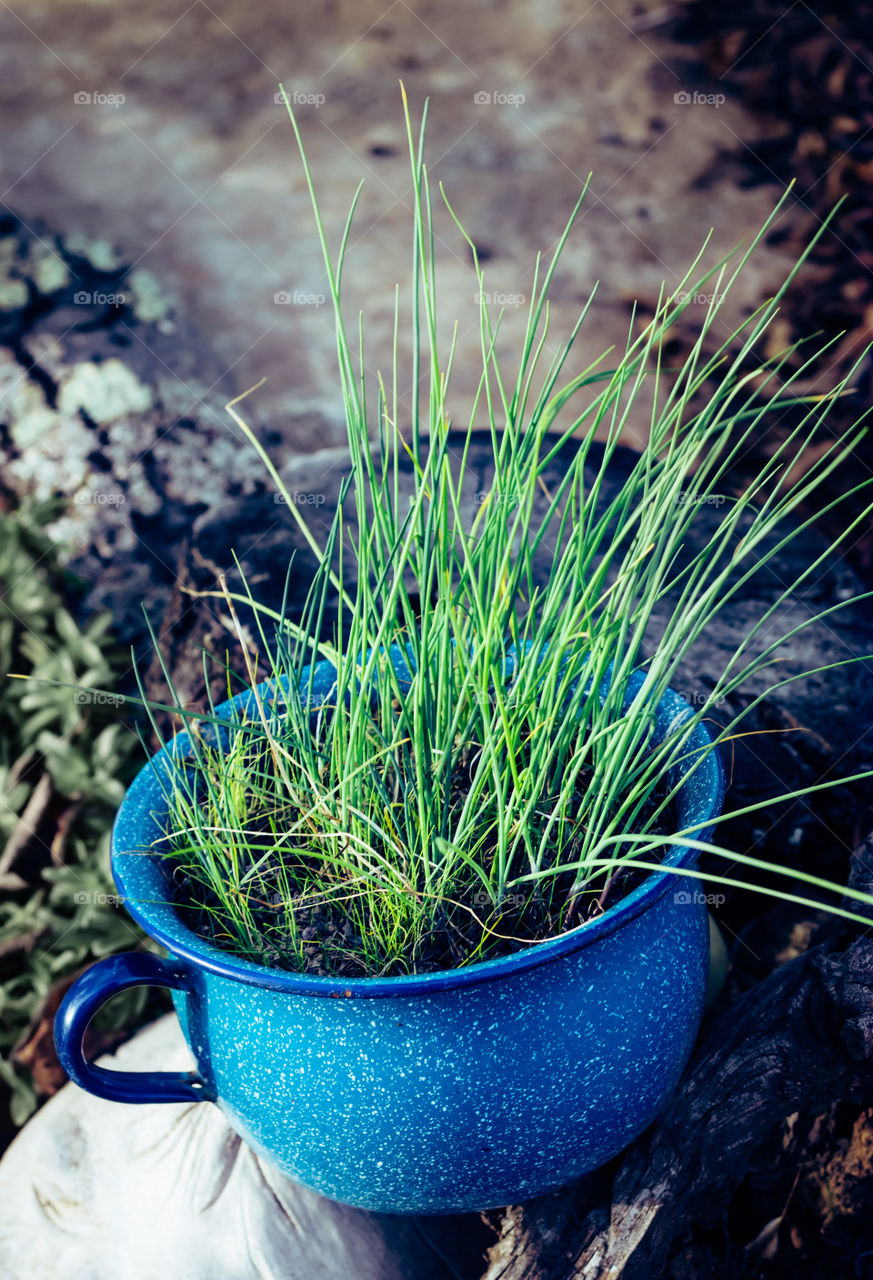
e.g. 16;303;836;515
166;759;678;979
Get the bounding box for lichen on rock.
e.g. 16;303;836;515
62;232;123;273
0;237;29;311
127;268;174;327
29;248;71;295
57;359;154;424
0;349;58;448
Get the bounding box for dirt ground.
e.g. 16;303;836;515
0;0;809;446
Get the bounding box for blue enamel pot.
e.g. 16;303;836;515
55;657;723;1214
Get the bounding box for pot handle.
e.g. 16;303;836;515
54;952;213;1104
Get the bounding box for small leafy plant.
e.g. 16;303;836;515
143;88;873;977
0;500;146;1126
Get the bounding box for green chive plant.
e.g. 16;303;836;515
145;87;873;977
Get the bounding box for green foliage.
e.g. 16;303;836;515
0;500;144;1126
148;93;873;977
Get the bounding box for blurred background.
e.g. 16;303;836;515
2;1;873;1273
0;0;858;433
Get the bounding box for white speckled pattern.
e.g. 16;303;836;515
106;665;723;1214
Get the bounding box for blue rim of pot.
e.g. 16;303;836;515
112;654;725;998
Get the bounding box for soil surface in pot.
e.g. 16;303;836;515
163;755;679;978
